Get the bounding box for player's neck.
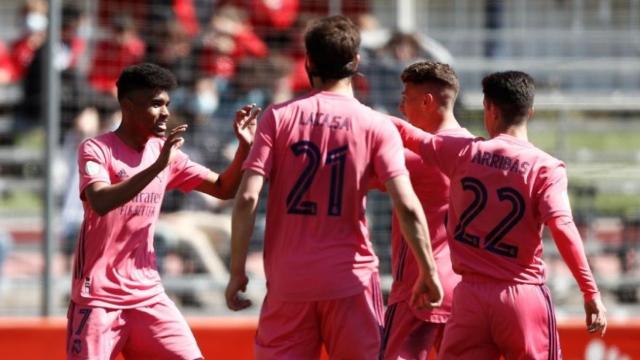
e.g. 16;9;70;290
497;126;528;141
313;77;354;97
431;112;460;133
422;109;459;133
114;122;149;151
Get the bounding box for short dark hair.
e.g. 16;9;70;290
304;15;360;81
482;71;535;125
116;63;177;100
401;61;460;95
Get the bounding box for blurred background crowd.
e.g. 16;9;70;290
0;0;638;319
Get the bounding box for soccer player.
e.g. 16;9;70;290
392;71;607;359
225;15;443;360
67;63;259;360
380;62;474;360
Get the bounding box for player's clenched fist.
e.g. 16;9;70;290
225;273;252;311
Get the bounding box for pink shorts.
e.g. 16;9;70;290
381;301;444;360
66;294;202;360
439;280;561;360
255;273;384;360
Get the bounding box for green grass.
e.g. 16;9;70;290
0;190;42;214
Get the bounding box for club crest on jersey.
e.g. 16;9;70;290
116;169;129;179
85;161;100;176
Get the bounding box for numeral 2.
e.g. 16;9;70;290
454;177;525;258
286;141;347;216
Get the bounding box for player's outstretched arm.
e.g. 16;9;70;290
84;125;188;216
548;215;607;336
385;174;443;309
388;116;432;154
225;170;264;311
196;104;261;200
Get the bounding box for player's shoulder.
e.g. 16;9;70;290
434;129;478;151
528;142;563;167
436;127;475;139
80;132;115;150
269;90;321;112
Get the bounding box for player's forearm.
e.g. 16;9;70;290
209;143;251;200
86;162;164;216
548;216;600;301
229;191;258;276
396;200;437;276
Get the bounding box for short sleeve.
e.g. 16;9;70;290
537;162;573;223
243;106;277;179
421;134;456;176
78;138;110;200
390;116;430;154
166;149;211;192
372;118;408;183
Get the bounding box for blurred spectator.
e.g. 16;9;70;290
200;5;268;81
146;17;197;85
281;15;316;95
362;31;454;116
298;0;370;18
18;3;89;135
89;15;146;96
59;107;102;270
356;13;389;56
143;17;219;127
219;0;299;31
0;41;13;84
8;0;48;83
99;0;201;39
217;0;299;47
216;55;291;126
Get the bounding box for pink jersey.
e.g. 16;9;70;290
243;90;408;301
388;127;472;323
73;132;210;308
411;132;597;296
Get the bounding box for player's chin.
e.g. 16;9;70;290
152;127;166;137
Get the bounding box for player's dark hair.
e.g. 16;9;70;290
116;63;177;101
304;15;360;81
482;71;535;125
401;61;460;95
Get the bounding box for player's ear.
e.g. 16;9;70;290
120;96;131;111
423;93;435;109
527;106;535;119
305;56;315;74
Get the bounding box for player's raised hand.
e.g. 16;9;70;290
156;124;187;169
585;296;607;336
233;104;261;147
410;271;443;310
225;273;252;311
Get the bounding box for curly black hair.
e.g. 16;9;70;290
116;63;177;100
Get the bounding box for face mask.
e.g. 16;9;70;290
190;91;219;116
25;12;48;32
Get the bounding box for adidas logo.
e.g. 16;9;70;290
117;169;128;178
585;339;631;360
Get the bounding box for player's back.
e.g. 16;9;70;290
431;133;570;284
248;90;407;301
